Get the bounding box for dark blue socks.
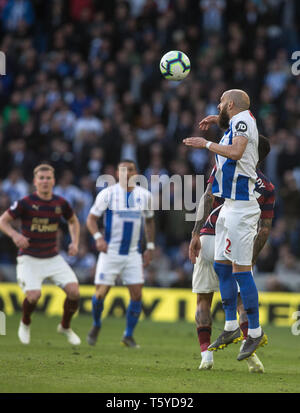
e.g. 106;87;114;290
92;295;104;328
214;262;237;322
234;271;259;329
124;300;142;338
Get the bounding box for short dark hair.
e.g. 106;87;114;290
118;159;137;169
258;135;270;164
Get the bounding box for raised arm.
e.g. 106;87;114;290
198;115;219;131
183;135;248;161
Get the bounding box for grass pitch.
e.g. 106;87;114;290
0;314;299;393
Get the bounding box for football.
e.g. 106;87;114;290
160;50;191;81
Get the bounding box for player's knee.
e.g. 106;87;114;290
196;294;212;313
133;292;142;301
27;291;41;304
65;283;80;301
197;293;211;305
95;285;109;300
130;291;142;301
128;284;143;301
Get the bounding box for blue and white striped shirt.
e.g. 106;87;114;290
212;110;259;201
89;183;154;255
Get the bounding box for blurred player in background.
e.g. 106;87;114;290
0;164;81;345
86;160;155;348
190;135;274;371
184;89;268;361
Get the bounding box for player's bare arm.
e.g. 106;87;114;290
143;216;155;267
67;213;80;256
86;212;108;252
0;211;30;249
189;183;214;264
183;135;248;161
198;115;219;131
252;218;272;265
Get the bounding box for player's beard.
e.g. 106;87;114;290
218;103;230;130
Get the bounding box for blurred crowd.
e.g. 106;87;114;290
0;0;300;290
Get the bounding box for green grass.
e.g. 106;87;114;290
0;314;299;393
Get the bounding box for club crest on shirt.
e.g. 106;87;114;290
55;206;62;214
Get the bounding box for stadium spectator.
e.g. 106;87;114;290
2;168;29;203
257;245;300;292
277;135;300;182
49;138;75;176
76;175;94;223
54;169;84;216
279;171;300;231
273;246;300;292
200;0;226;35
81;146;104;182
1;0;35;32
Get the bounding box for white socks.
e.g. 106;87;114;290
225;322;262;337
224;320;239;331
201;350;213;361
248;326;262;338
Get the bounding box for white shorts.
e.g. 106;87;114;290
192;235;219;293
94;251;144;286
215;199;261;266
16;254;78;292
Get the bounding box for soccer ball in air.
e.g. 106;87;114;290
160;50;191;81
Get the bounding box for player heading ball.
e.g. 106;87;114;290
184;90;268;361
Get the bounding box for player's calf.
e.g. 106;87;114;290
61;297;79;330
61;282;80;330
195;293;213;364
21;292;40;328
124;299;142;339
